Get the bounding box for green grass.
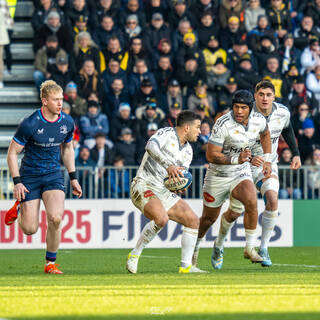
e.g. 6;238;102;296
0;247;320;320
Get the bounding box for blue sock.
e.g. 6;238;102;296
46;251;57;262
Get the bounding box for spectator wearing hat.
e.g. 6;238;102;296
220;16;246;50
31;0;65;33
284;62;300;88
102;77;129;118
71;15;90;42
244;0;265;32
294;15;320;51
144;0;168;24
101;36;129;71
160;78;184;113
64;81;87;119
172;19;196;53
101;58;128;94
76;59;104;100
123;14;142;47
176;31;206;72
127;37;150;72
33;35;68;91
254;35;277;72
118;0;146;30
137;122;160;162
93;15;124;51
152;38;174;71
128;59;157;96
247;15;277;52
73;31;101;72
154;55;174;94
214;99;231;122
193;104;214;127
95;0;120;24
262;55;289;101
167;0;197;30
219;0;245;30
79;100;110;148
300;36;320;74
131;78;158;111
304;0;320;28
161;101;182;127
197;12;219;50
206;57;231;91
143;12;171;54
114;127;138;165
306;64;320;112
190;0;219;25
109;102;138;142
51;56;74;89
34;10;73;53
266;0;292;43
298;117;319;163
215;76;238;109
288;76;318;113
291;102;313;137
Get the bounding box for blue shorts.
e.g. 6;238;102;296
21;171;65;202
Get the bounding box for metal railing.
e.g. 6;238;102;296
0;165;320;200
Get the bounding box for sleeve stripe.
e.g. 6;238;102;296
13;137;25;146
65;137;73;143
149;138;161;149
209;140;223;147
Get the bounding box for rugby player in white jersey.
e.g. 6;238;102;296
126;110;207;274
192;90;272;267
208;80;301;268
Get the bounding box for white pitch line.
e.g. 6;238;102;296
142;255;172;259
274;263;320;268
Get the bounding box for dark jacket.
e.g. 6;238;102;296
90;145;115;166
114;139;138;165
143;24;171;54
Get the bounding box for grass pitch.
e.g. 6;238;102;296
0;247;320;320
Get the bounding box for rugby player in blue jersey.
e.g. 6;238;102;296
5;80;82;274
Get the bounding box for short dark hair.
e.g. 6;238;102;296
95;132;106;139
255;80;275;94
176;110;201;127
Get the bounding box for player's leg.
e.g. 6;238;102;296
231;179;263;263
18;200;41;235
168;200;207;273
42;189;65;274
258;174;279;267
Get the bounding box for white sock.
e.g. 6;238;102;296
181;227;198;268
215;215;235;250
194;237;204;254
260;210;278;250
245;229;257;249
131;220;162;256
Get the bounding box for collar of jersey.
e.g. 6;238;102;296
230;111;250;131
39;108;62;123
174;127;188;150
253;102;276;122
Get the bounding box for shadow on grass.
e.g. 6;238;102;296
6;313;320;320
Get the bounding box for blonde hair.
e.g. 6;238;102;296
40;80;62;99
74;31;97;55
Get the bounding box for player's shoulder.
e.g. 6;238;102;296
18;109;41;129
154;126;175;138
214;113;231;128
60;112;75;126
273;102;290;116
251;110;265;120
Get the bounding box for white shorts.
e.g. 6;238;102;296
130;177;180;213
203;168;253;209
251;162;279;189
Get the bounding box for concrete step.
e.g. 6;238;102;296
0;87;39;103
11;43;34;61
0;107;36;125
15;1;34;18
12;22;34;39
3;65;34;82
0;131;14;148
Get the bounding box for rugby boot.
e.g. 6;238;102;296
126;252;140;274
179;265;209;273
259;248;272;267
44;263;63;274
5;200;20;225
211;246;224;270
244;247;263;263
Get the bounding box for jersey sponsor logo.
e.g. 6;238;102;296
143;190;155;198
49;138;55;142
37;128;44;134
203;192;215;203
60;125;68;134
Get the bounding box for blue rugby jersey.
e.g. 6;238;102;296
13;109;74;176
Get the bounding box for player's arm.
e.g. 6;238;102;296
7;140;29;201
259;126;272;177
206;143;251;164
61;141;82;198
282;123;301;170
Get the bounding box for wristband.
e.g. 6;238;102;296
230;155;239;165
264;153;272;162
13;176;22;185
69;171;77;180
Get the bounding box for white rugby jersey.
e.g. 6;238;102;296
135;127;193;187
251;102;290;163
208;110;268;176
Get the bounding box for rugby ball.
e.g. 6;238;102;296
164;170;192;192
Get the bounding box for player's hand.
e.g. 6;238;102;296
71;179;82;198
238;149;252;164
262;162;272;178
14;183;29;202
167;165;184;182
251;156;265;167
174;188;187;195
291;156;301;170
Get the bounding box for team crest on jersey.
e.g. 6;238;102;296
60;125;68;134
49;138;55;142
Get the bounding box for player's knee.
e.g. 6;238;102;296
155;215;169;228
201;214;217;226
228;210;241;222
47;214;62;228
21;225;38;235
244;197;257;212
187;213;199;229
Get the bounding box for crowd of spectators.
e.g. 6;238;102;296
30;0;320;197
